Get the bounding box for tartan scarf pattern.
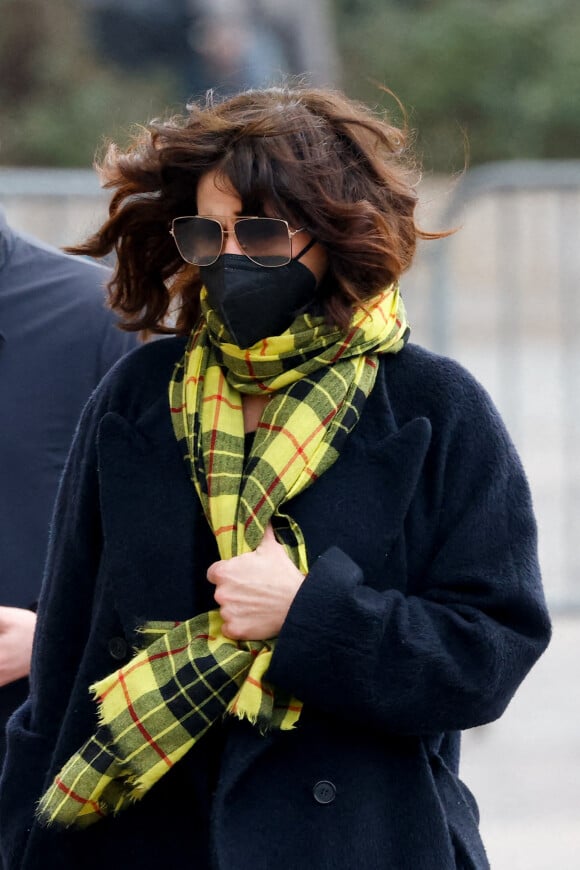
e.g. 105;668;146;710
37;284;409;829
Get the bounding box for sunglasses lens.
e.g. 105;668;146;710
172;217;222;266
235;218;291;267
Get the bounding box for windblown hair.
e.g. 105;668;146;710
70;85;446;334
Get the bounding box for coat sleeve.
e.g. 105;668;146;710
267;370;552;736
0;390;105;867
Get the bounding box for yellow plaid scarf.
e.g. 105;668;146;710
37;285;408;829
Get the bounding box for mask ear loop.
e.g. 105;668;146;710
293;237;317;261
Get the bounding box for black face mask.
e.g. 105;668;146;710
200;253;317;349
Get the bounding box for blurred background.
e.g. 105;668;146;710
1;1;579;867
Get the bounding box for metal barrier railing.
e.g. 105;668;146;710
0;167;102;197
421;161;580;612
0;168;106;249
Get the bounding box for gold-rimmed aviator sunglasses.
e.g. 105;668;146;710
170;215;307;268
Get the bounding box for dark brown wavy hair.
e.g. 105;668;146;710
69;85;447;334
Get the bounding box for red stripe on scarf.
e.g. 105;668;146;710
118;670;173;768
214;524;236;537
246;676;273;696
372;291;391;326
202;393;243;411
54;778;106;817
243;351;276;393
245;407;338;531
329;327;358;364
255;422;310;461
207;371;227;497
353;288;393;329
99;643;192;701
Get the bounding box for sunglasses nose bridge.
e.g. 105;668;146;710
221;226;245;256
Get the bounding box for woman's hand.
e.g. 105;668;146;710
0;606;37;687
207;525;305;641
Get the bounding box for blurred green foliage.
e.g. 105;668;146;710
1;0;579;170
334;0;580;170
0;0;177;167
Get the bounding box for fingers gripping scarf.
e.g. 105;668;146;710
37;285;409;829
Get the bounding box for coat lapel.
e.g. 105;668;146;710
286;369;432;590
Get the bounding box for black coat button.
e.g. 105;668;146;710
108;637;128;660
313;780;336;804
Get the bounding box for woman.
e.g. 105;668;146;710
0;86;550;870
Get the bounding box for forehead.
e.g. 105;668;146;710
196;169;242;215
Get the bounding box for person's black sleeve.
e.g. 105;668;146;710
267;377;551;736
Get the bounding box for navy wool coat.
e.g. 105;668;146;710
0;336;551;870
0;211;137;765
